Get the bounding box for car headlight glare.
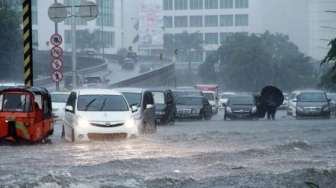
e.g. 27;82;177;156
296;107;304;111
76;116;91;127
252;106;257;113
323;106;330;111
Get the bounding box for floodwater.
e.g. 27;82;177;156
1;111;336;188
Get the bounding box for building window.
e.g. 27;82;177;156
190;0;203;9
220;0;233;9
205;15;218;27
96;0;114;27
64;0;87;25
190;16;203;27
235;0;248;8
235;14;248;26
205;0;218;9
175;16;188;27
32;0;37;25
163;0;173;10
220;15;233;26
32;29;38;47
164;16;173;28
102;31;115;47
175;0;188;10
205;33;218;44
220;32;233;43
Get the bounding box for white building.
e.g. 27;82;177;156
163;0;250;62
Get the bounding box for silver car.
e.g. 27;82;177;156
116;88;157;133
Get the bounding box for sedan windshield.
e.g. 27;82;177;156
229;96;254;105
298;92;327;102
77;95;129;111
122;92;142;106
176;97;202;106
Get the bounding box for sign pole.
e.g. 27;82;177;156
22;0;33;87
54;0;60;91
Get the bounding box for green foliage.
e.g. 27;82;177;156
199;32;317;92
305;182;320;188
0;8;23;81
320;38;336;91
76;29;102;51
164;31;203;62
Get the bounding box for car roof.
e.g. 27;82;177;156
292;90;326;94
74;89;123;96
51;91;70;95
114;87;147;93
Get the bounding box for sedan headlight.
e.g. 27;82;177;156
125;118;136;128
296;106;304;112
252;106;257;113
322;106;330;112
76;116;91;127
131;111;142;120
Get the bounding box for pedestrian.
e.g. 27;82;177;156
260;86;284;120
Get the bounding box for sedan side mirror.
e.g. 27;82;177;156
65;105;74;112
130;105;139;113
146;104;154;109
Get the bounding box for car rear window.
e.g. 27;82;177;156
152;92;165;104
77;95;129;111
0;93;32;112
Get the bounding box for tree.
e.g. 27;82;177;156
199;32;316;92
0;7;23;81
164;31;203;62
320;38;336;91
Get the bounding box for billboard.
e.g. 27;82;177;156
138;0;163;49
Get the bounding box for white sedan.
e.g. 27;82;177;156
63;89;139;142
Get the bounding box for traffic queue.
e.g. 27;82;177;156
0;83;335;144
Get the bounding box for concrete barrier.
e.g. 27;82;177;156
110;63;175;88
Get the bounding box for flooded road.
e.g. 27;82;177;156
1;111;336;188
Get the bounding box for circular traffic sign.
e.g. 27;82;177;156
51;58;63;71
51;71;63;83
50;46;63;58
50;33;63;46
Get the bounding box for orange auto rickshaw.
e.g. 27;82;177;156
0;87;54;143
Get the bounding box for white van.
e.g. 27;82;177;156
63;89;139;142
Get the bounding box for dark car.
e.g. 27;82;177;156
175;96;212;120
224;95;258;120
171;88;203;99
150;89;176;125
121;58;135;70
295;90;331;119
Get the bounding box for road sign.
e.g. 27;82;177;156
48;2;67;23
79;0;98;21
51;59;63;71
50;33;63;46
51;46;63;58
52;71;63;82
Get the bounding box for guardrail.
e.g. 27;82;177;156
110;63;175;88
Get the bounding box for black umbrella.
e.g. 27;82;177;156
260;86;284;107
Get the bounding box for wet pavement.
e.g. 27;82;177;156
1;110;336;187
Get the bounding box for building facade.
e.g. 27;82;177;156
163;0;250;62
